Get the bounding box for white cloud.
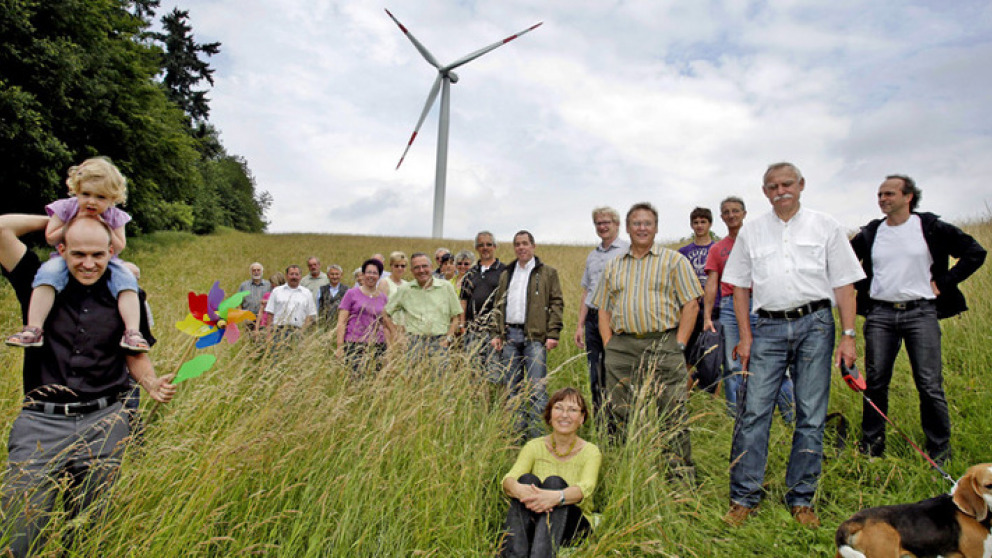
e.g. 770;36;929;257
160;0;992;244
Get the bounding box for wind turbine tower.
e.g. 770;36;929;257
386;9;542;238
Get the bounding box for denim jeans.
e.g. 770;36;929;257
583;308;606;413
720;296;795;421
729;307;834;508
32;256;137;297
499;326;548;440
464;329;501;382
861;300;948;458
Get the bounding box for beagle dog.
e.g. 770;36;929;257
835;463;992;558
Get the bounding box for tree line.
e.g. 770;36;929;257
1;0;270;235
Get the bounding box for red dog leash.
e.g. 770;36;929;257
840;362;955;484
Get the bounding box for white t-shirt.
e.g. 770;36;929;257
266;285;317;327
506;258;536;324
723;207;865;312
870;214;935;302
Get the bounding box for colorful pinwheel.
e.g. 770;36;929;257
175;281;256;349
171;281;256;384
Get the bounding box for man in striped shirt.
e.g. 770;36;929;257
592;202;702;481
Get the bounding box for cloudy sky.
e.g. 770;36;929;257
158;0;992;244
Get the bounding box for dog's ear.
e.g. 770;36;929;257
953;469;989;521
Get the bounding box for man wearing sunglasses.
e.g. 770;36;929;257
460;231;507;376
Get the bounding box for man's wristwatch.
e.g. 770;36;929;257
559;490;566;506
842;329;857;338
677;341;686;351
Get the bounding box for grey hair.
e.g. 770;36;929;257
720;196;746;212
591;206;620;223
475;231;496;247
764;162;803;183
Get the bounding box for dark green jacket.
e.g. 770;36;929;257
491;257;564;342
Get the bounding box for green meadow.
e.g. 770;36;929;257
1;221;990;556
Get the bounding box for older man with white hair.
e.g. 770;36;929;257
238;261;270;317
722;162;864;529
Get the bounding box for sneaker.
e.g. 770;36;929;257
723;503;756;527
790;505;820;528
120;329;151;352
6;326;43;348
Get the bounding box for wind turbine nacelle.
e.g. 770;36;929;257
445;70;460;83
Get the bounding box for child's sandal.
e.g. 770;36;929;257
120;329;150;353
6;326;44;348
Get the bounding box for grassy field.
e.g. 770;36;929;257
0;221;990;556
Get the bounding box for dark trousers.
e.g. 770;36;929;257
583;308;605;413
501;474;589;558
342;342;386;376
2;403;130;557
603;332;694;480
861;300;949;459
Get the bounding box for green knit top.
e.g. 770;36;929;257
502;437;602;521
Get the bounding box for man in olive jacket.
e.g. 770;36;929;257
491;230;564;438
851;174;986;462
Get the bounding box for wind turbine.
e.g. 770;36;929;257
386;9;542;238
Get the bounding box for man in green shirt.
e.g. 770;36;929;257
384;252;462;355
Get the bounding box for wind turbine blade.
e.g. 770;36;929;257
396;74;443;170
443;22;542;72
385;9;442;70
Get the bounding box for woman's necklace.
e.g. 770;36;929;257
551;435;577;457
361;285;377;297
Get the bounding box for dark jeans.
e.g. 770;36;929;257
342;342;386;376
861;300;948;459
500;474;589;558
464;328;501;382
498;326;548;440
583;308;605;413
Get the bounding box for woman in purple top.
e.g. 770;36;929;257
5;157;149;352
335;258;388;373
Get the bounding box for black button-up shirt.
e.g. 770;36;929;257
4;251;141;403
460;259;508;325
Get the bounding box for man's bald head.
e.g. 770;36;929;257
58;217;115;286
62;216;113;248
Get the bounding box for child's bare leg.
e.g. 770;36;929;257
118;290;150;352
27;285;56;329
119;290;141;332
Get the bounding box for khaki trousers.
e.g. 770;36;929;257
604;331;694;477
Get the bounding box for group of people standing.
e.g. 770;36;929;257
229;161;987;554
1;156;986;557
571;162;985;541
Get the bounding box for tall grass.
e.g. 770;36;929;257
0;220;989;556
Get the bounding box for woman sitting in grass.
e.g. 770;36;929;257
500;387;601;557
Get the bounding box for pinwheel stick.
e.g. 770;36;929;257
144;336;199;423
